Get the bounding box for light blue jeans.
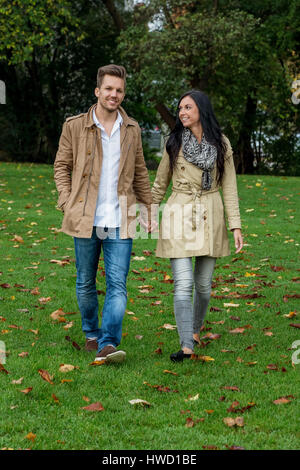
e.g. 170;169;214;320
170;256;216;351
74;227;132;352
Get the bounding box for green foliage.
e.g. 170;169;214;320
0;0;83;65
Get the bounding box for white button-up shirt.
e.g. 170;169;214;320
93;109;123;228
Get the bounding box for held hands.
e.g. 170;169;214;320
232;228;243;253
139;204;159;233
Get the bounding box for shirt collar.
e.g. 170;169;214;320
93;108;123;132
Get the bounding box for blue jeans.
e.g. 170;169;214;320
74;227;132;352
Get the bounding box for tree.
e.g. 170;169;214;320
116;0;299;173
0;0;120;161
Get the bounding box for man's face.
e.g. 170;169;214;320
95;74;125;113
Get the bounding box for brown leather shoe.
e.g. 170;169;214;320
94;345;126;363
85;338;98;351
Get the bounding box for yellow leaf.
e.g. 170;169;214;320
25;432;36;442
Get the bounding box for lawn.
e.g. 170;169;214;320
0;161;299;451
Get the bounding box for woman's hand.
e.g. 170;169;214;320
232;228;243;253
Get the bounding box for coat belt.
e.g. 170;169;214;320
172;184;219;230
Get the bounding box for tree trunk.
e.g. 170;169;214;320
155;103;176;130
235;94;257;174
101;0;124;31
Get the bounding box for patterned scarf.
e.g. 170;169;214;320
182;128;217;190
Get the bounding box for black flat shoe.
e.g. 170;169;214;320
170;350;192;362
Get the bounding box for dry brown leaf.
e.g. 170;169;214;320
25;432;36;442
163;370;178;376
81;402;104;412
222;386;240;392
185;417;195;428
59;364;78;372
0;363;9;374
229;328;245;334
20;387;32;394
223;416;244;427
38;369;54;384
18;351;29;358
11;377;24;385
273;395;295;405
52;393;60;404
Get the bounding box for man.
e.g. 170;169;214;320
54;64;153;363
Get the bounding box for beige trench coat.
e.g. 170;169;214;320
54;104;153;239
151;136;241;258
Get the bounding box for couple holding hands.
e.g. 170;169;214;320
54;64;243;364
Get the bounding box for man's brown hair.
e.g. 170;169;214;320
97;64;126;89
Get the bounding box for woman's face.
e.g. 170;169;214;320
178;95;200;129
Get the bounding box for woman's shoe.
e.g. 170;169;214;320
170;350;192;362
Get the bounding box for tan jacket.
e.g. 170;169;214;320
54;104;153;239
151;136;241;258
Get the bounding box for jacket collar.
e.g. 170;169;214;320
84;103;136;128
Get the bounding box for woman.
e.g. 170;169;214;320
151;90;243;362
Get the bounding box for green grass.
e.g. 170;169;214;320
0;162;299;450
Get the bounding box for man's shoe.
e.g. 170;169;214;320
85;338;98;351
170;350;192;362
94;345;126;363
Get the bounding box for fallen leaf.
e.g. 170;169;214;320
222;386;240;392
0;364;9;374
13;235;24;244
39;297;51;304
59;364;77;372
38;369;54;384
81;402;104;412
163;370;178;376
11;377;24;385
185;417;195;428
18;352;29;358
273;396;295;405
191;354;215;362
129;399;151;407
50;308;66;320
50;259;70;266
160;323;177;330
20;387;32;394
30;287;40;295
229;328;245;334
25;432;36;442
223;416;245;427
52;393;60;404
185;394;199;402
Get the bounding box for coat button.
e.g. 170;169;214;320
87;150;91;155
203;216;207;220
181;166;185;170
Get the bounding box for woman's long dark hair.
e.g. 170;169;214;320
166;90;227;184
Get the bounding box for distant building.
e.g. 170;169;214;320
141;127;163;153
